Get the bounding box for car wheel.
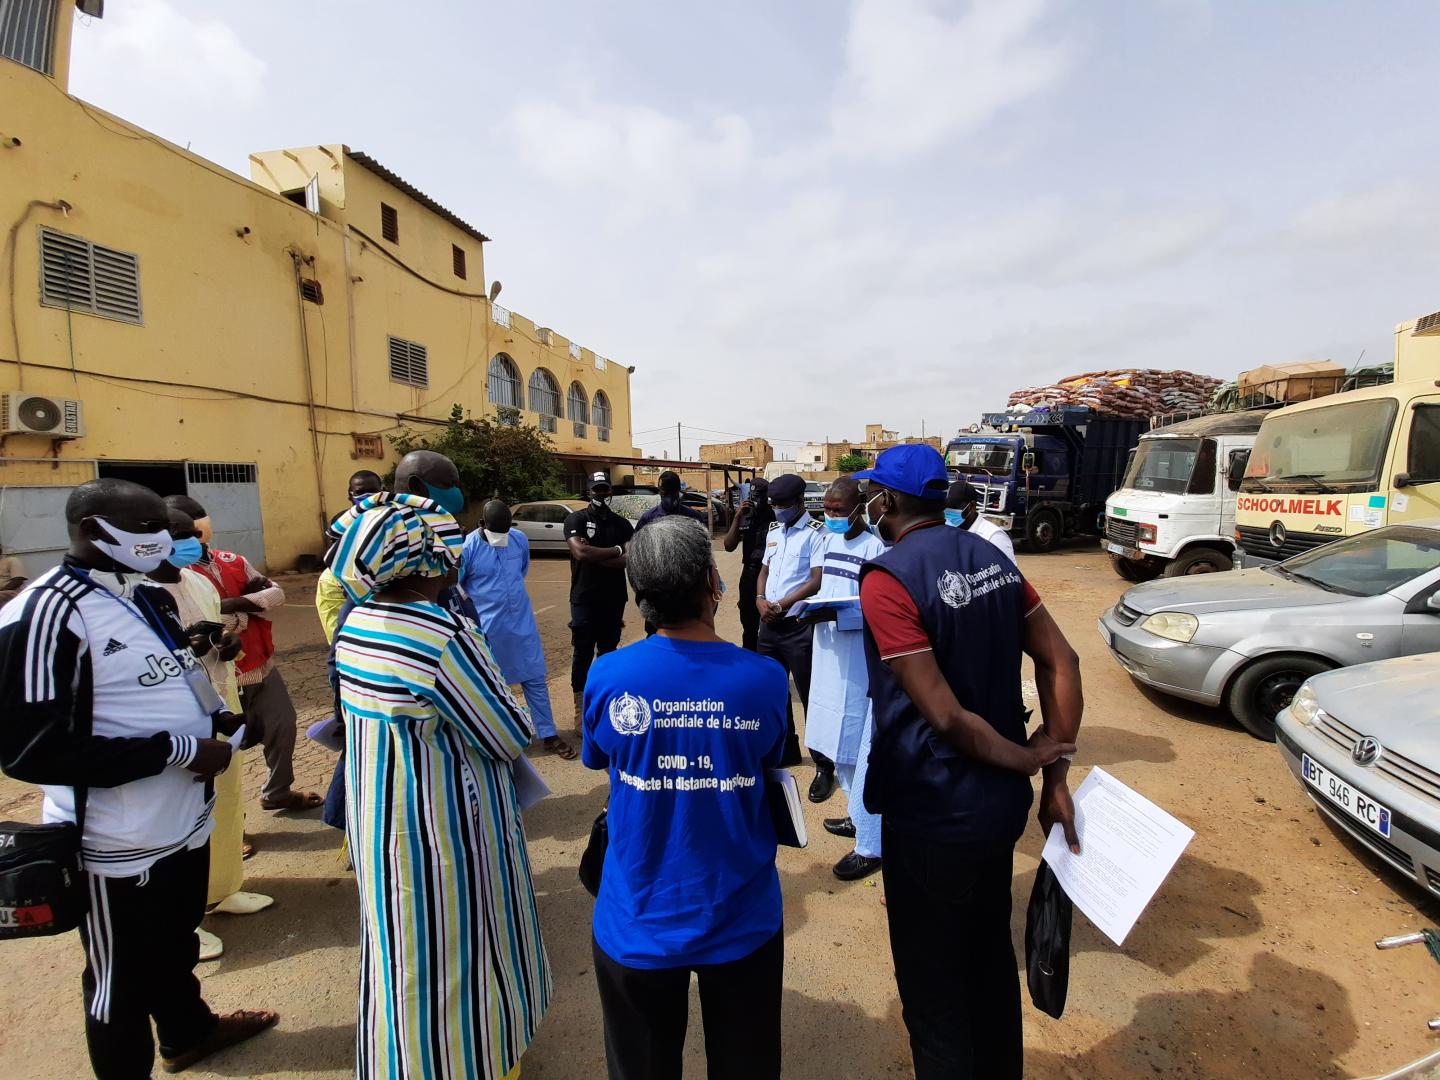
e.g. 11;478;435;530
1025;510;1062;553
1163;548;1231;577
1226;654;1332;741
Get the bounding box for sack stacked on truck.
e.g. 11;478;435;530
1006;369;1223;420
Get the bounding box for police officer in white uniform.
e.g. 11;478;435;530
754;473;828;790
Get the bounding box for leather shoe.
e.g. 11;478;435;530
808;766;836;803
833;851;883;881
823;816;856;838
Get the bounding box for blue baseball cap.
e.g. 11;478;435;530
854;444;949;500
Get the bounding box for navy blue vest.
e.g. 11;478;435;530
861;522;1032;849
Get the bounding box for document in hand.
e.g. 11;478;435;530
766;769;808;848
512;755;552;812
1040;767;1193;946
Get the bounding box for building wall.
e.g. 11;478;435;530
0;53;637;570
698;437;773;468
1396;318;1440;383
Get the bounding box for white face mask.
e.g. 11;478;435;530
90;517;173;573
483;528;510;548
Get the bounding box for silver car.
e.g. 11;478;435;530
511;499;586;553
1099;522;1440;739
1276;652;1440;899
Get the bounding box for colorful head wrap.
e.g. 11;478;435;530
325;492;463;602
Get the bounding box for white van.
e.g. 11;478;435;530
1103;411;1267;580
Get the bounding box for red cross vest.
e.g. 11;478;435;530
206;550;274;675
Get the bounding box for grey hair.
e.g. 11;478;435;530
627;516;715;627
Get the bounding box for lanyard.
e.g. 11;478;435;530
67;567;227;716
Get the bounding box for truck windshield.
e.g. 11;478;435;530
1123;438;1202;494
1243;398;1398;493
1277;525;1440;597
947;444;1014;475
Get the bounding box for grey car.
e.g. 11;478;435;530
1099;522;1440;739
1276;651;1440;899
511;499;586;552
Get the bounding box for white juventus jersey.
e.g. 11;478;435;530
0;566;214;877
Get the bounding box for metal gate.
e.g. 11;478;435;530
0;484;77;576
185;462;267;569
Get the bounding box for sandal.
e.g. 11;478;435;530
241;841;256;860
161;1009;278;1072
543;735;578;761
260;790;323;812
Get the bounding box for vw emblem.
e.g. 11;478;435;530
1352;736;1382;767
1268;520;1288;548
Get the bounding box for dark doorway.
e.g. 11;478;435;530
97;461;188;498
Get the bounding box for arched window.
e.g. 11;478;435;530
528;368;561;431
567;382;590;436
592;390;612;443
487;354;521;408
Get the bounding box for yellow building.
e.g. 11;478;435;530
0;1;639;571
698;437;774;470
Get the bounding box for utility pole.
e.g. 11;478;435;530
676;422;682;461
922;418;926;439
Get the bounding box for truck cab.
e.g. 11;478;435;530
1104;411;1266;580
1235;380;1440;564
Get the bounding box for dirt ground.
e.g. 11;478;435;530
2;542;1439;1079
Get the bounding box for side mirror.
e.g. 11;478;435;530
1228;450;1251;482
1396;473;1411;489
1022;452;1036;472
1428;593;1440;614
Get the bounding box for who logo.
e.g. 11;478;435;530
608;692;652;736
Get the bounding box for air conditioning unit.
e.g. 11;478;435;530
0;394;85;438
536;327;554;345
1414;310;1440;337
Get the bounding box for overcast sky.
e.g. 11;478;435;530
71;0;1440;461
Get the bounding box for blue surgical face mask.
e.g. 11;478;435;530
167;536;205;568
423;481;466;517
822;512;853;534
944;508;967;528
777;504;806;527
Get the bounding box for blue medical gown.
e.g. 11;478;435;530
459;528;546;684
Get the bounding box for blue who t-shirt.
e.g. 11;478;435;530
582;635;788;969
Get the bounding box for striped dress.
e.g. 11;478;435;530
337;598;552;1080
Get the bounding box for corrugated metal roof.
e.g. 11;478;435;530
346;150;490;244
1149;410;1270;437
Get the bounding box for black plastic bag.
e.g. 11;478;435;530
578;809;608;897
1025;858;1072;1019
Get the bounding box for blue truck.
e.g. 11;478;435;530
945;406;1148;552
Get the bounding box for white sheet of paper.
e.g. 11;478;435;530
1041;766;1194;946
512;754;552;811
1393;493;1410;513
226;724;247;749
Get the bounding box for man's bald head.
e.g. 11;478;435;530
482;500;512;532
394;450;459;498
67;479;167;538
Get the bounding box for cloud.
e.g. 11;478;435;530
1290;180;1440;249
71;0;265;106
501;97;753;213
828;0;1076;159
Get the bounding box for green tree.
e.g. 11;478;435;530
833;452;871;473
388;404;567;505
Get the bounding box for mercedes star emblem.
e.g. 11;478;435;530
1269;520;1288;549
1352;736;1382;767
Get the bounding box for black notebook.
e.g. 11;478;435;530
766;769;808;848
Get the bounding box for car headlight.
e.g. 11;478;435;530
1289;685;1326;728
1139;611;1198;642
1136;523;1158;544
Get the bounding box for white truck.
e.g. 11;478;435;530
1103;411;1266;580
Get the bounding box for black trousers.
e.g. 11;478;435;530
571;604;625;693
78;843;218;1080
737;564;762;652
592;929;784;1080
881;825;1022;1080
757;617;813;768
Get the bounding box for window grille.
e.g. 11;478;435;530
185;462;257;484
39;227;142;324
388;336;428;388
